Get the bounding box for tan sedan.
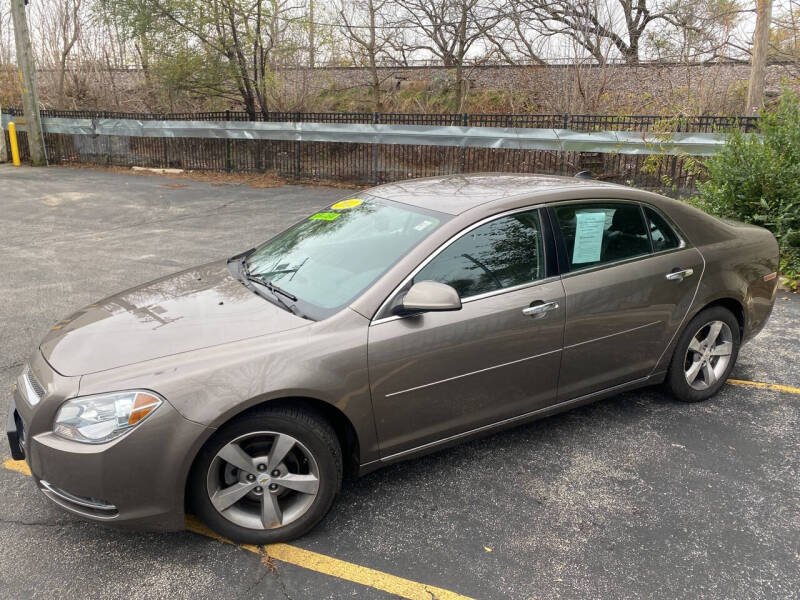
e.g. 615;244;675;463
7;174;779;543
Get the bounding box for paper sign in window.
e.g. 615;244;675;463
572;211;606;264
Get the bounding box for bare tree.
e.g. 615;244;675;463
644;0;747;63
483;1;547;65
394;0;503;109
33;0;83;106
773;0;800;67
338;0;396;110
508;0;674;64
0;0;791;114
108;0;309;117
0;2;14;65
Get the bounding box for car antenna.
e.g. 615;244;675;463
574;170;593;179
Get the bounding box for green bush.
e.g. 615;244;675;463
695;91;800;290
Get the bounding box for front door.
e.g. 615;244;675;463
550;201;703;400
368;208;565;458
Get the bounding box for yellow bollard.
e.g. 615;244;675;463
8;121;21;166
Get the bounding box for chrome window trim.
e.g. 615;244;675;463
371;205;549;325
558;247;689;280
461;274;561;303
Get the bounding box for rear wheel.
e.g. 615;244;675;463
189;406;342;544
666;306;740;402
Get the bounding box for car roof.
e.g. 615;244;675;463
368;173;627;215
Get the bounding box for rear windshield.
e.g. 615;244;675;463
245;194;449;319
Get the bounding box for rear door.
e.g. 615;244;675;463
550;201;703;401
368;208;565;458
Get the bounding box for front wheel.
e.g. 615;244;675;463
666;306;741;402
188;406;342;544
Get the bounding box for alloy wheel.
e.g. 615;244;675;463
683;320;734;391
205;431;320;530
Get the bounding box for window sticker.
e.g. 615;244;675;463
309;212;340;221
331;198;363;210
572;211;606;264
413;219;436;231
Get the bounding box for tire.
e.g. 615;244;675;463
188;406;342;544
666;306;741;403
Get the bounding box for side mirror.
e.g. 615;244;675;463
394;281;462;315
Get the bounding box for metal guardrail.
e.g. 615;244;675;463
1;115;733;156
2;108;759;132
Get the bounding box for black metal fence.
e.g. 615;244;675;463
3;109;758;191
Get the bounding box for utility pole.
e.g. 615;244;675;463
10;0;47;165
746;0;773;117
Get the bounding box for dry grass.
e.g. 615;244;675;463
54;163;366;190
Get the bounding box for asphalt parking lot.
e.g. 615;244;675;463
1;164;798;600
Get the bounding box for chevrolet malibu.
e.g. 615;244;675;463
6;174;779;543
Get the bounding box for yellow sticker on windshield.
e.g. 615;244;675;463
331;198;363;210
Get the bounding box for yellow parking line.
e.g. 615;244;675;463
1;459;473;600
2;458;31;476
186;516;472;600
728;379;800;395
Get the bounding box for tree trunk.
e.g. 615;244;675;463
746;0;773;116
308;0;315;68
454;2;468;112
455;61;463;110
369;3;381;111
57;57;68;107
370;58;381;112
625;36;640;65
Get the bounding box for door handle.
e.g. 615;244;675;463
666;268;694;282
522;301;559;318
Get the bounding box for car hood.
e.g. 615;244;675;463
40;261;309;376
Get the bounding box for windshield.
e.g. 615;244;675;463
244;194;449;319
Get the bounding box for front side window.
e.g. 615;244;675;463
245;194;449;318
414;209;544;298
553;203;651;271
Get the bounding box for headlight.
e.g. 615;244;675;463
53;390;164;444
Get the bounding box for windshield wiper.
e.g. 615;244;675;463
246;272;298;302
240;257;307;317
241;257;298;300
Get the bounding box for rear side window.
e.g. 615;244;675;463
645;207;681;252
553;203;651;271
414;209;544;298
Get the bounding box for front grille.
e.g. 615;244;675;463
22;365;44;406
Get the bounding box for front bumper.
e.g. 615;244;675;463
9;357;213;531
